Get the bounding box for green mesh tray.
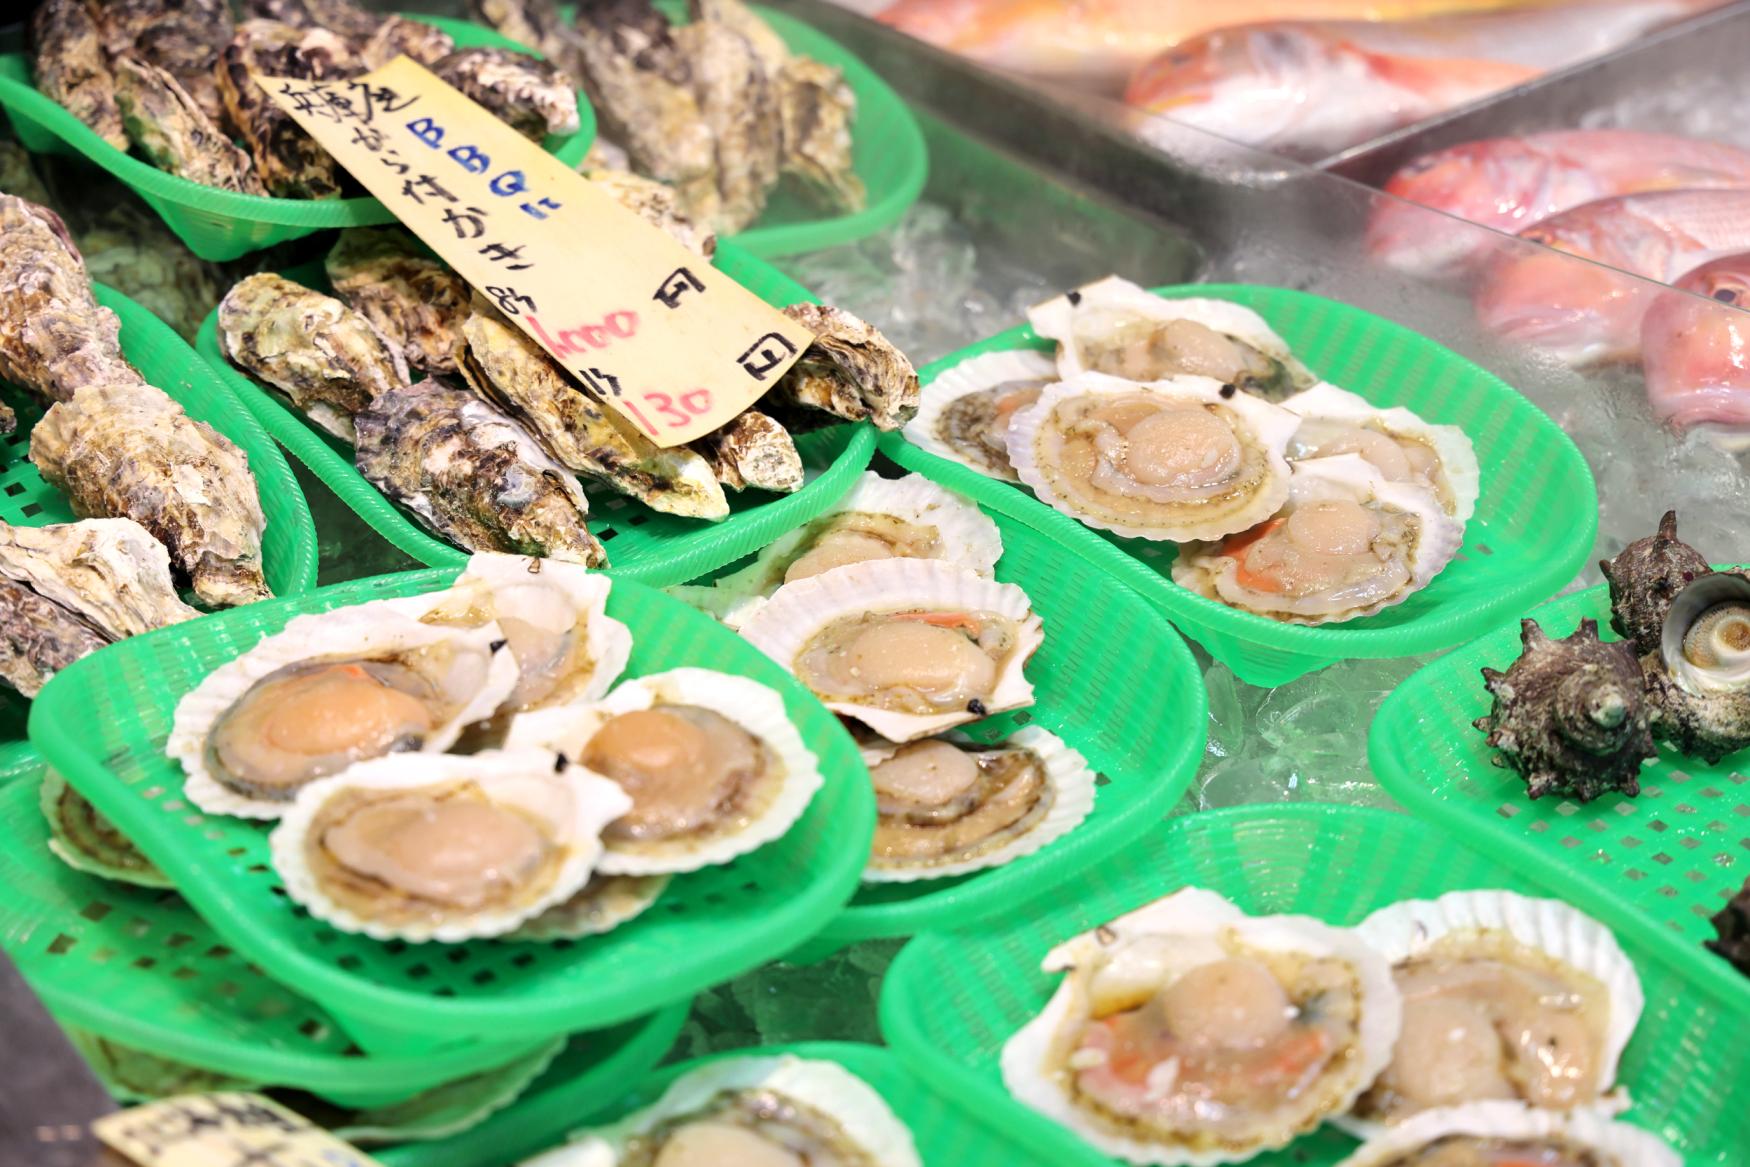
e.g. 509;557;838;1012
880;805;1747;1166
1370;577;1750;1017
26;567;873;1050
196;246;876;588
0;17;595;263
883;284;1599;687
0;746;687;1112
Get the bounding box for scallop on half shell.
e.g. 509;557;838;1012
904;346;1058;483
1336;1101;1680;1167
505;667;823;875
521;1055;922;1167
1171;454;1464;625
1346;891;1643;1136
739;558;1043;743
271;748;630;943
1282;383;1481;524
1001;888;1401;1165
168;607;519;819
1007;372;1300;543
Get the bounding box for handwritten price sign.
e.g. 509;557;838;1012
262;59;814;446
94;1093;383;1167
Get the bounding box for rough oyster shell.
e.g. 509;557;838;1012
861;725;1095;883
904;347;1058;483
355;382;607;566
739;557;1042;743
674;15;780;233
505;666;823;875
509;872;669;941
1001;888;1401;1166
468;0;587;87
218;20;361;199
434;46;581;141
1282;383;1480;523
270;749;630;943
1009;372;1299;543
1644;569;1750;764
168;605;519;818
94;0;234;125
0;578;108;698
359;15;456;71
776;55;863;212
1600;510;1710;656
0;140;55;209
112;56;265;195
585;167;716;258
326;229;469;379
32;0;129;151
1475;619;1656;804
0;517;198;639
40;769;171;888
692;409;801;494
1336;1101;1680;1167
31;381;272;608
772;304;920;432
240;0;380;42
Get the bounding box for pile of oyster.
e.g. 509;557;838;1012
474;0;864;234
1001;886;1677;1167
161;553;824;943
906;275;1480;626
215;223;917;566
29;0;579;199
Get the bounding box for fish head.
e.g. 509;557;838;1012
1475;234;1659;368
1368;140;1558;279
1642;254;1750;432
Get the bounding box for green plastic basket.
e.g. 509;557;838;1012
0;17;595;263
884;284;1599;687
195;246;876;588
880;805;1747;1166
789;502;1204;958
1370;576;1750;1016
26;566;874;1050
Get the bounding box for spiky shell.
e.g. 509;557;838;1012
1707;875;1750;975
1643;569;1750;764
903;347;1059;482
1336;1101;1680;1167
1475;619;1656;803
1599;510;1710;656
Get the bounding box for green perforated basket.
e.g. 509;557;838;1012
0;746;685;1112
26;567;873;1050
880;806;1747;1166
884;284;1599;687
1370;576;1750;1016
0;17;595;262
196;245;875;588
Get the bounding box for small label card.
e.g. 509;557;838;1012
94;1093;382;1167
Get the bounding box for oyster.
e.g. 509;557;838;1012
73;202;223;343
1348;891;1641;1133
692;409;801;494
1030;278;1315;400
674;14;780;233
1010;372;1299;543
1600;510;1710;655
40;770;170;888
0;402;14;437
240;0;380;42
218;20;361;199
30;381;273;608
91;0;233;125
773;55;865;213
271;749;630;942
325;228;470;378
31;0;129;151
904;347;1057;483
0;578;108;698
468;0;586;86
1001;888;1401;1165
510;872;669;941
354;382;608;566
1708;876;1750;976
739;558;1042;743
359;16;456;71
527;1055;921;1167
771;304;920;432
1475;619;1656;803
456;303;728;520
0;140;55;208
505;667;823;874
0;517;198;639
1642;570;1750;763
1337;1101;1681;1167
863;725;1095;882
586;167;716;259
434;47;581;141
168;604;519;818
112;56;265;195
1171;455;1463;624
1282;383;1480;523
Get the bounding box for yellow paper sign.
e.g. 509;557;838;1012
261;59;813;447
93;1093;383;1167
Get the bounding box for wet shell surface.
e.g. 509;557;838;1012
271;749;630;943
860;724;1095;882
505;667;822;875
1600;510;1710;656
1281;383;1480;524
1008;373;1299;543
40;770;171;888
509;873;670;941
167;607;519;819
1171;454;1463;625
904;347;1059;483
1001;888;1401;1165
1336;1101;1680;1167
738;558;1043;743
1346;891;1643;1135
1645;569;1750;764
0;518;198;640
527;1054;921;1167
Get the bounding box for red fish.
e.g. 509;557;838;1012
1642;254;1750;433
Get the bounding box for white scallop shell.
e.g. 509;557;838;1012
738;558;1044;743
904;347;1060;481
1660;571;1750;694
531;1055;922;1167
39;770;174;889
168;608;521;820
1281;382;1481;524
508;873;670;941
860;725;1097;883
503;667;823;875
270;748;630;943
1337;1101;1681;1167
1028;277;1314;386
1002;888;1403;1166
336;1037;566;1145
1343;889;1645;1138
1007;372;1300;543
